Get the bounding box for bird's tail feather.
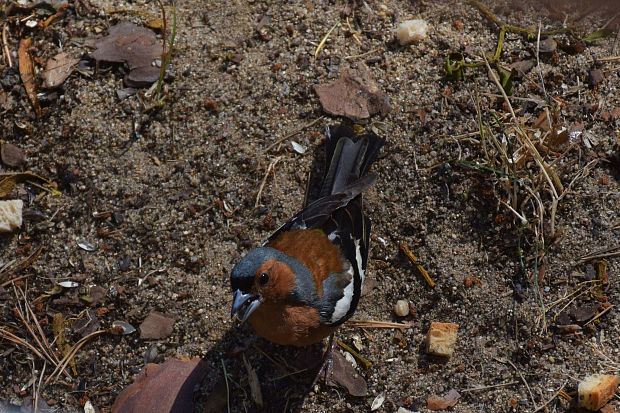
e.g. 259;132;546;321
319;125;384;199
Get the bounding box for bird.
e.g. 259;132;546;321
230;124;384;347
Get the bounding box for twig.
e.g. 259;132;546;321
504;358;537;410
263;118;323;153
2;23;12;68
336;339;372;369
344;48;381;60
532;383;566;413
535;21;548;100
583;305;614;327
576;245;620;263
598;55;620;62
255;156;282;207
399;241;436;288
43;329;107;386
460;381;519;392
347;320;412;329
154;0;177;102
34;361;46;413
315;22;339;59
221;359;231;413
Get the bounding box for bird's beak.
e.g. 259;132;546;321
231;289;262;323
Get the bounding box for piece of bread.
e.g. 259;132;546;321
426;322;459;357
578;374;619;411
0;200;23;233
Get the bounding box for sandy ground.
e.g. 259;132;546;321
1;0;619;412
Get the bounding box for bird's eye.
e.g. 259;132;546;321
259;272;269;285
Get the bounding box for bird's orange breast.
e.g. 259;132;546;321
248;301;337;346
268;229;343;295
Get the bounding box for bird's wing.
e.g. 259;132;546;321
264;174;375;244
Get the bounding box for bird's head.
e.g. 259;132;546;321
230;247;298;323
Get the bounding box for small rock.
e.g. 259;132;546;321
588;69;604;88
395;19;429;45
139;311;175;340
394;299;410;317
538;37;557;53
0;200;23;233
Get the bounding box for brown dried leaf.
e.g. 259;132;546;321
427;389;461;411
571;303;598;323
42;52;79;88
326;349;367;397
112;358;207;413
139;311;175;339
314;63;390;121
91;22;163;87
18;38;41;118
1;143;26;167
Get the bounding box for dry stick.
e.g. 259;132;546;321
535;22;549;100
0;329;46;361
254;156;282;207
583;305;614;327
576;245;620;263
460;381;519;393
34;360;46;413
20;288;61;366
336;339;372;369
532;383;566;413
314;22;339;59
505;358;538;410
43;329;107;386
1;24;12;68
13;306;61;371
347;320;411;329
221;359;231;413
399;241;435;288
264;117;323;153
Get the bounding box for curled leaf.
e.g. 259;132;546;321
18;38;41;117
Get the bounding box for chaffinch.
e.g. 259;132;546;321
230;124;384;346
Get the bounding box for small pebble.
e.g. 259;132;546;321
394;299;410;317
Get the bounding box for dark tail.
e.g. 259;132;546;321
318;125;385;200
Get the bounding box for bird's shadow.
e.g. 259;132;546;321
194;325;328;412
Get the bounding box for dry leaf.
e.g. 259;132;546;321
91;22;163;87
326;350;368;397
427;389;461;411
1;143;26;167
314;63;390;121
18;38;41;117
42;52;79;88
112;358;207;413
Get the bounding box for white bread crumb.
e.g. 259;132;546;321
426;322;459;357
0;200;23;233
